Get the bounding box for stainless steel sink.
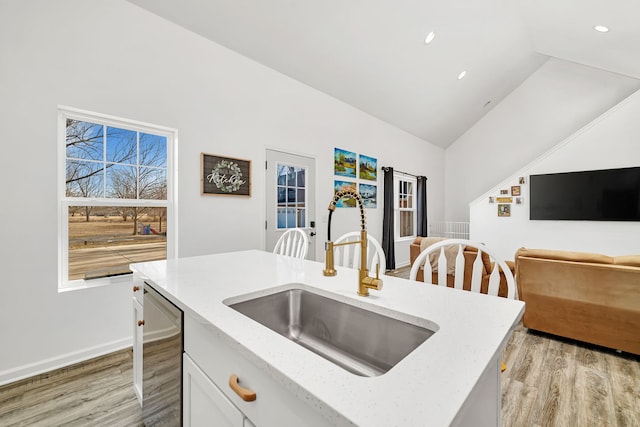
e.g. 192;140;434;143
226;287;437;377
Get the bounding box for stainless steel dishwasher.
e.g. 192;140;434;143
143;282;184;426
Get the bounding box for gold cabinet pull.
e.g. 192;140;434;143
137;320;145;327
133;286;140;292
228;374;256;402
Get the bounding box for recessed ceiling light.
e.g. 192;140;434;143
457;71;467;80
594;25;609;33
424;31;436;44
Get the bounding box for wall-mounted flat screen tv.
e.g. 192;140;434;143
529;166;640;221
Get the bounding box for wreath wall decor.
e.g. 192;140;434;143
201;153;251;196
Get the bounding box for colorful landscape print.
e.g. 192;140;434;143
334;180;357;207
359;154;377;181
359;183;377;208
334;148;356;178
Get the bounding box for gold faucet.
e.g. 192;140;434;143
323;190;383;297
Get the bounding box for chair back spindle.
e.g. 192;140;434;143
333;232;386;275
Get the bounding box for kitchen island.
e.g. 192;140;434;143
131;250;524;426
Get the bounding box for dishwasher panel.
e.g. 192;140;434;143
143;282;183;426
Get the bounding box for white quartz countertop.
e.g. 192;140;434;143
131;250;524;426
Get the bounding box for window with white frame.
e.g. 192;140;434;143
59;107;176;289
394;173;416;240
276;163;307;229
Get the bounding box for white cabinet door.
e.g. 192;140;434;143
184;353;246;427
184;315;330;427
132;296;143;404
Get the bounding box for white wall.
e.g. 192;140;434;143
445;58;640;222
0;0;444;384
470;89;640;261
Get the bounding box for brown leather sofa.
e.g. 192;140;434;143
409;237;515;298
515;248;640;355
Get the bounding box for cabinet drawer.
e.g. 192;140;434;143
184;315;330;427
184;353;246;427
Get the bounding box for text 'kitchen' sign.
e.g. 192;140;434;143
201;153;251;196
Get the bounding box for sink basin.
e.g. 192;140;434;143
226;286;437;377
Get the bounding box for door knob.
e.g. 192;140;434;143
310;232;317;237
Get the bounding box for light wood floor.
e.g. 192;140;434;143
0;349;144;427
1;267;639;426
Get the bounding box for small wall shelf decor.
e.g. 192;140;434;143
201;153;251;196
489;177;526;212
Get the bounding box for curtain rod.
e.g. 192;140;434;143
381;167;426;179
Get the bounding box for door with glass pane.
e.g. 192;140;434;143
265;149;316;260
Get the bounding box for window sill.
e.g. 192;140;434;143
58;273;132;292
395;236;417;243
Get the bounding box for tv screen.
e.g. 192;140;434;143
529;167;640;221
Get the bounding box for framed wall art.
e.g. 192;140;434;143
498;204;511;217
359;183;377;208
511;185;521;196
334;148;356;178
201;153;251;196
334;180;357;207
358;154;377;181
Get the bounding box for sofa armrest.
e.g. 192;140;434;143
505;260;515;274
486;260;515;276
410;237;424;266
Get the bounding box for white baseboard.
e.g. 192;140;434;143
0;338;132;387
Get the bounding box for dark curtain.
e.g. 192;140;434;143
417;176;428;237
382;167;396;270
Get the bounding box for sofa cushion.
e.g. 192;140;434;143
515;248;614;265
464;246;493;274
419;237;457;274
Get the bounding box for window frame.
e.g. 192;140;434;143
394;173;417;242
275;161;309;230
57;106;178;290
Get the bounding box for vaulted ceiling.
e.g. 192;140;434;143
127;0;640;148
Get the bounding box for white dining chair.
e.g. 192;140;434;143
409;238;516;372
273;228;309;259
333;232;386;275
409;238;516;300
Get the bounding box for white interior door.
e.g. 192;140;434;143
265;149;316;260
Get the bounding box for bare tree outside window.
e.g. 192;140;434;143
63;115;170;283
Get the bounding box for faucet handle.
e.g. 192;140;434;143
375;263;380;279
